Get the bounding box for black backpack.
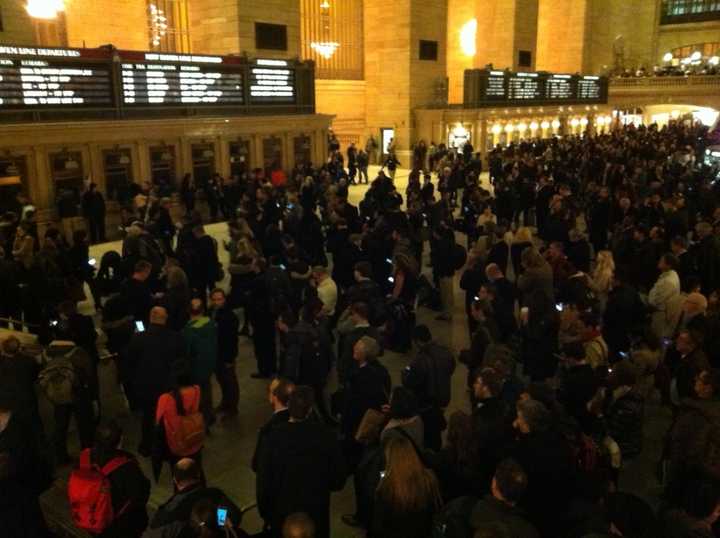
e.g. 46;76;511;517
432;496;477;538
452;243;467;271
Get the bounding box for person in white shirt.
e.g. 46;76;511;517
648;253;682;339
313;266;338;317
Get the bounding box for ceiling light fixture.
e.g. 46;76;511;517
26;0;64;20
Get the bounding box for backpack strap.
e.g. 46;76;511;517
100;455;132;476
173;388;186;417
78;448;93;469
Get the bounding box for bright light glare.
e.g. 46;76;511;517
710;56;720;66
491;124;502;134
460;19;477;57
541;120;550;129
690;51;702;61
662;52;673;63
26;0;64;19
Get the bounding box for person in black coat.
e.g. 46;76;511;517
127;306;186;456
251;378;294;472
602;271;647;358
0;392;51;538
693;222;720;295
189;225;220;299
248;259;278;379
82;183;106;244
210;289;240;418
512;399;575;538
471;368;514;491
257;386;346;538
119;260;154;326
588;187;611;253
85;420;150;538
149;458;243;534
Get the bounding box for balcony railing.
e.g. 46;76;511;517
610;75;720;88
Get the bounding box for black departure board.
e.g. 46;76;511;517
249;59;296;104
464;69;608;107
120;52;244;106
0;46;113;108
0;44;314;121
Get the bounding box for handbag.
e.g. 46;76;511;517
354;408;388;444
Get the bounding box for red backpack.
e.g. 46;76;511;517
68;449;131;534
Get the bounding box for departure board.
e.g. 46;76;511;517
545;74;574;100
249;59;296;104
0;44;315;120
577;76;602;100
465;68;608;107
507;72;542;101
0;46;113;108
485;71;507;100
120;52;244;106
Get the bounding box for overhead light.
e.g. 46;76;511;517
119;154;130;165
529;121;539;130
551;119;560;129
570;118;580;127
580;117;589;126
663;52;673;63
504;124;514;133
26;0;64;19
460;19;477;57
540;120;550;129
517;123;527;132
491;124;502;135
690;51;702;61
310;42;340;59
65;159;79;170
596;117;606;125
710;56;720;66
320;0;330;8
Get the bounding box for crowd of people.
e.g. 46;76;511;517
2;119;720;538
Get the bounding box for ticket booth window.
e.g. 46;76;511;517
149;145;176;195
293;135;312;167
50;151;84;206
229;140;250;180
263;136;283;174
103;149;134;203
0;156;28;214
191;143;216;188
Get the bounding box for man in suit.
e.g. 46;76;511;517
252;378;295;472
257;386;346;538
128;306;186;456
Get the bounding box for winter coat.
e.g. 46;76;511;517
182;317;218;385
605;387;644;459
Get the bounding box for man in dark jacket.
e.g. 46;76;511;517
342;336;391;468
471;367;514;494
693;222;720;295
148;458;243;535
470;458;539;538
119;260;154;326
402;325;456;450
248;258;278;379
81;182;106;244
251;378;295;472
128;306;186;456
337;301;383;385
430;219;456;321
0;336;41;428
257;386;346;538
210;288;239;419
189;224;220;299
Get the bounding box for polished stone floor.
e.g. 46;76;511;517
37;166;670;536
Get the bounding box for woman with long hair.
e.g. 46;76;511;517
590;250;615;312
370;436;442;538
511;226;534;279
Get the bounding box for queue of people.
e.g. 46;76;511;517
2;120;720;537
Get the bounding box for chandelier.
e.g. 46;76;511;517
311;42;340;59
310;0;339;60
149;3;169;48
26;0;65;19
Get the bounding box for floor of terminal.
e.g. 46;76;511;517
38;165;670;537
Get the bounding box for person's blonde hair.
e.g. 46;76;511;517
521;247;544;269
377;436;442;512
592;250;615;292
514;227;533;244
